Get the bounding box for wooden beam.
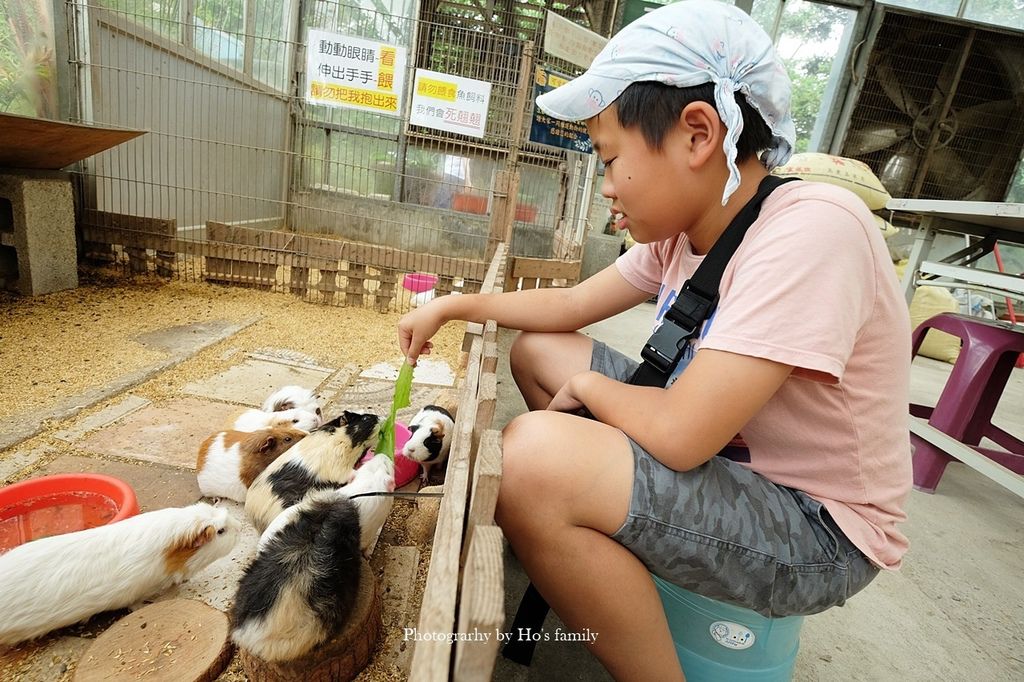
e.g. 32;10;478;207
410;335;484;681
453;526;505;681
511;256;581;281
462;429;502;569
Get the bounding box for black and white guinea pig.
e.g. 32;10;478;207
338;453;395;558
231;489;362;662
233;407;321;434
244;410;381;532
261;385;322;419
401;405;455;482
0;503;237;647
196;426;306;502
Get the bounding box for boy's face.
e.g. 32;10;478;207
587;105;709;245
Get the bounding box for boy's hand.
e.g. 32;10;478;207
546;371;594;414
398;300;444;365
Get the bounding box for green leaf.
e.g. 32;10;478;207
375;362;414;461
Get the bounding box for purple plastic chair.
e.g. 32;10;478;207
910;313;1024;492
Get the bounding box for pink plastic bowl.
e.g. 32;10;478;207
362;422;421;488
0;473;140;553
402;273;438;293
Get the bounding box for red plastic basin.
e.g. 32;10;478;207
0;473;141;553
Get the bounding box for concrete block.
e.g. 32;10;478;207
0;171;78;296
31;454;201;511
75;397;242;469
0;444;55;484
182;358;332;407
580;230;624;282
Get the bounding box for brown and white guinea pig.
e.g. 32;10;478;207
231;489;362;662
0;503;237;648
233;407;321;434
244;410;381;532
261;385;322;418
196;426;306;502
401;405;455;482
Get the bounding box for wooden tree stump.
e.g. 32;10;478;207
239;559;381;682
74;599;232;682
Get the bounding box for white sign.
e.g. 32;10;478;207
305;29;407;115
409;69;492;138
543;11;607;69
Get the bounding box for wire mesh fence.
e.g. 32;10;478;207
64;0;591;310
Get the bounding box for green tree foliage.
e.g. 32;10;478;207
0;0;57;117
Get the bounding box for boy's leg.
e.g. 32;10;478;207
509;331;594;410
496;410;685;682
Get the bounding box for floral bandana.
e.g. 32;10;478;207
536;0;795;206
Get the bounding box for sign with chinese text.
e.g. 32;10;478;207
409;69;491;138
529;67;592;154
543;11;607;69
305;29;407;115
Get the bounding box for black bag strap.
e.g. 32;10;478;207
628;174;799;387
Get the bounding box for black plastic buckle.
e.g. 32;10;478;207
640;320;697;375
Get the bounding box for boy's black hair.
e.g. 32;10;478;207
614;81;773;162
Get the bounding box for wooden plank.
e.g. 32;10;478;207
472;372;497;458
521;278;538;291
0;112;144;170
453;526;505;681
512;257;581;281
480;243;506;295
410;334;484;681
81;209;176;238
462;429;502;569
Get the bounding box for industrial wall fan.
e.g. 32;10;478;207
840;10;1024;201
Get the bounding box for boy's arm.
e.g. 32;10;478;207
398;264;651;362
554;348;792;471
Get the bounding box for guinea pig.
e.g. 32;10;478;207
196;426;306;502
244;410;381;532
233;407;321;434
0;503;237;647
231;489;362;662
261;385;322;419
402;405;455;482
339;454;395;558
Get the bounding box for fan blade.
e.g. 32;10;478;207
955;98;1017;131
925;146;979;199
876;58;921;119
879;141;919;198
846;123;912;156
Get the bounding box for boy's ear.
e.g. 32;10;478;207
679;101;723;169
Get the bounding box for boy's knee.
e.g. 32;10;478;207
509;331;546;372
500;412;561;490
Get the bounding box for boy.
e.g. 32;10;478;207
398;2;912;679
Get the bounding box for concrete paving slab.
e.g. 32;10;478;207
166;500;259;614
31;455;200;511
360;357;455;387
328;379;446;425
317;364;360;409
181;358;332;407
75;398;241;469
248;347;333;373
51;395;151;443
134;319;244;354
0;444;55;484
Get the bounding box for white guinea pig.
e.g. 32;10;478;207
261;385;322;418
196;426;306;502
402;405;455;482
233;407;320;434
0;503;238;647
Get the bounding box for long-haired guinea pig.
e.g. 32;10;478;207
402;405;455;482
0;503;237;647
338;453;395;558
231;489;362;662
233;407;321;434
196;426;306;502
244;410;381;532
261;385;322;419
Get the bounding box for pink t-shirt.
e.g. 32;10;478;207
617;181;912;570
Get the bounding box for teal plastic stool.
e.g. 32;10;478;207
653;574;804;681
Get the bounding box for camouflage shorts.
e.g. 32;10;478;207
591;340;879;617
